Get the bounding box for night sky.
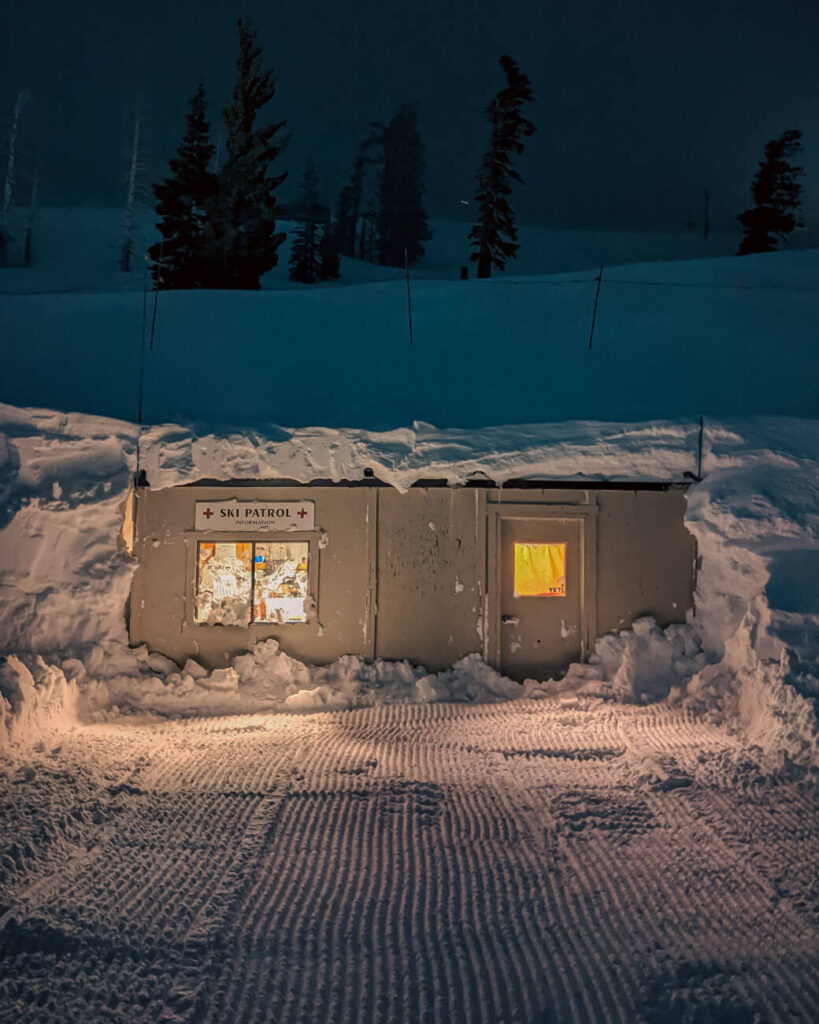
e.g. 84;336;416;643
2;0;818;230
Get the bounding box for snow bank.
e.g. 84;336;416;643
0;655;80;747
0;402;817;769
0;406;137;654
683;423;819;768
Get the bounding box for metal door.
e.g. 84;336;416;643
490;509;594;682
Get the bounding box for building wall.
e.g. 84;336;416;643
375;488;483;670
129;482;696;673
130;485;374;669
595;488;696;634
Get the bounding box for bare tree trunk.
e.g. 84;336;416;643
210;132;224;174
1;90;30;267
121;103;143;272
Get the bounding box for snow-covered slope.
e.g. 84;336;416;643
0;206;742;295
2;208;817;429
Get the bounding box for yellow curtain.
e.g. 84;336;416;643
514;543;566;597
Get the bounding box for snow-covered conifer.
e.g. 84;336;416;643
289;159;322;284
335;127;384;262
317;219;341;280
469;56;535;279
210;19;288;289
377;103;431;268
335;152;364;259
737;130;803;255
357;126;384;262
149;84;217;289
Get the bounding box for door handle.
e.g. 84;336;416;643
501;615;519;625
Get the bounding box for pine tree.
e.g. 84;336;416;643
737;130;804;255
469;56;535;279
377;103;431;267
335;152;364;258
149;84;217;289
357;126;386;262
317;220;341;280
210;19;288;289
289;159;321;283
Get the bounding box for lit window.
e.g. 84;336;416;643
252;542;310;624
195;542;253;625
513;542;566;597
195;541;310;625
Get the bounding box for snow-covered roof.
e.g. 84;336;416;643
4;403;818;498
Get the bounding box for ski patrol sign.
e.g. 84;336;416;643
195;501;315;531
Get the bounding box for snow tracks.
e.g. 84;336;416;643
1;699;819;1023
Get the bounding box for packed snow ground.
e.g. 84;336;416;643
2;699;818;1024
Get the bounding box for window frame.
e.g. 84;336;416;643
249;539;311;625
186;530;319;629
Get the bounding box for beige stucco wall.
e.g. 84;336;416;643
130;485;375;669
374;488;484;670
595;488;696;634
129;482;696;673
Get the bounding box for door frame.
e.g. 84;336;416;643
485;504;598;672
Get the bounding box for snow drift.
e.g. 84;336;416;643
0;402;817;770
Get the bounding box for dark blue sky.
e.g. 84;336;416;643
2;0;818;229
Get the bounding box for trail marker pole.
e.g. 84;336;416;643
405;247;414;346
137;259;149;428
588;263;603;350
135;256;151;485
684;416;705;482
149;238;163;351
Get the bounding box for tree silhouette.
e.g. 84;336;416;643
149;85;217;288
469;56;535;279
289;159;322;283
377;103;431;267
737;130;803;255
210;19;288;289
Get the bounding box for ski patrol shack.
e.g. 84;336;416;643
128;478;696;680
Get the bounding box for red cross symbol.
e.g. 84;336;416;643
297;507;308;519
203;507;214;519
